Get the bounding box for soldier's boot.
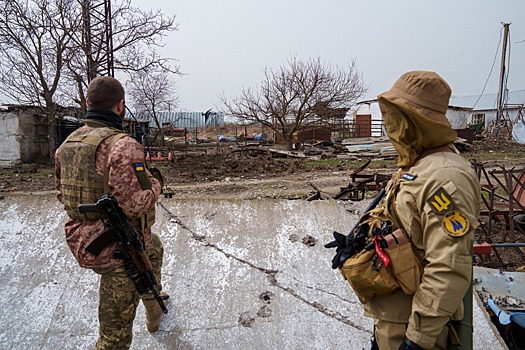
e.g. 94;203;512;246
143;292;169;333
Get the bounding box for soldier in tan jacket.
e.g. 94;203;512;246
55;76;167;349
365;71;481;349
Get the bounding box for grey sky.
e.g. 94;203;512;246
133;0;525;113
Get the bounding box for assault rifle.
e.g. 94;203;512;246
79;194;168;314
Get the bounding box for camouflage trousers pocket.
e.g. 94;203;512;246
340;249;400;304
384;229;422;295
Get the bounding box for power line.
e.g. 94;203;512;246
458;25;503;127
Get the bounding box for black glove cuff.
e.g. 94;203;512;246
399;338;424;350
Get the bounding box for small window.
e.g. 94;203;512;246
472;113;485;125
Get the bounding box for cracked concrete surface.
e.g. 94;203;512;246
0;194;504;349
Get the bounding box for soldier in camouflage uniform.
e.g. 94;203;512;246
55;76;168;349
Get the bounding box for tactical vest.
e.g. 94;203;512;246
60;125;123;220
340;170;422;303
60;123;155;230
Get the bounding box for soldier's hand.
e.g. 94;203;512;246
147;166;164;194
398;338;424;350
149;166;164;189
325;231;355;269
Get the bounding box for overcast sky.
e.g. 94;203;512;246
137;1;523;112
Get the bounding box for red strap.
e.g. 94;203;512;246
374;236;391;267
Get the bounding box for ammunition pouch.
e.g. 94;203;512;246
340;248;399;304
338;177;423;304
384;229;422;295
340;229;422;304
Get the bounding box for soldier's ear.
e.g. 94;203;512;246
114;99;126;118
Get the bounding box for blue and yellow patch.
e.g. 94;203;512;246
132;162;152;190
427;188;455;215
134;162;145;172
442;211;470;237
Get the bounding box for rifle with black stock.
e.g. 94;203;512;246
79;194;168;314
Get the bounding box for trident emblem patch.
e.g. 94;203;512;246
427;188;455;215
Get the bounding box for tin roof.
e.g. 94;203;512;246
134;111;225;129
449;89;525;110
357;90;525;112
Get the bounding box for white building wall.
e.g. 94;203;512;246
446;109;470;128
480;109;522;127
0;112;21;167
356;101;522;131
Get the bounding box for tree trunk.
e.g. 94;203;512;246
286;136;294;151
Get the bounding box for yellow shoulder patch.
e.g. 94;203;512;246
427;188;455;215
442;211;470;237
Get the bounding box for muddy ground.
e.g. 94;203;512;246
1;136;525;271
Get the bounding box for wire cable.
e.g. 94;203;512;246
458;25;503;128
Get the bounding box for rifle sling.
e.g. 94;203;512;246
85;228;119;256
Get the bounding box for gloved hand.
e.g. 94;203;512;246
352;222;369;252
398;338;424;350
148;166;164;192
324;231;355;269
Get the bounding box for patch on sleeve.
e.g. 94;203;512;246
401;172;417;181
132;162;152;190
442;211;470;237
134;162;145;172
427;188;455;215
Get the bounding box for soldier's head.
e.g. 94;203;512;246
377;71;456;167
86;76;126;119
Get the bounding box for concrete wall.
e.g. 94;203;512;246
0;112;21;167
0;194;506;349
17;110;51;163
0;109;52;167
446;108;471;129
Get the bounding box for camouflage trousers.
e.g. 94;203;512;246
92;233;164;350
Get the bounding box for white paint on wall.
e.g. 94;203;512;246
0;112;21;167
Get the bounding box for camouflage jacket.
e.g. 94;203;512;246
55;125;161;269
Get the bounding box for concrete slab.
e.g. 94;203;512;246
0;194;504;349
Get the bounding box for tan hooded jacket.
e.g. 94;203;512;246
364;71;481;349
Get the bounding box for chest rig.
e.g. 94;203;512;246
60;125;124;220
59;122;155;232
353;170;405;269
339;170;423;303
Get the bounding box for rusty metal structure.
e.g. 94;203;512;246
306;160;390;201
473;160;525;263
82;0;114;81
306;158;525;264
332;160;390;201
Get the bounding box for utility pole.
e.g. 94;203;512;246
495;22;510;127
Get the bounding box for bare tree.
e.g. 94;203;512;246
111;1;178;74
0;0;179;117
221;57;367;150
66;0;180;113
0;0;81;118
127;69;179;144
128;69;178;118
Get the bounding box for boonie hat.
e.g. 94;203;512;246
379;71;451;125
